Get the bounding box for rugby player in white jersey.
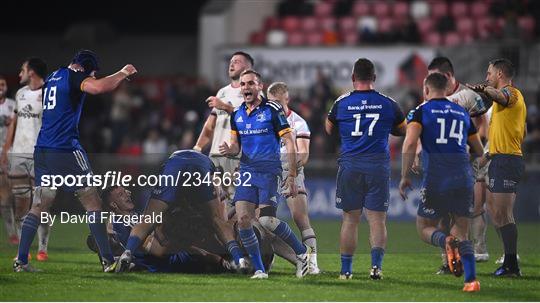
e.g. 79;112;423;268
0;75;17;245
1;58;51;261
267;82;320;274
194;52;254;216
414;57;492;274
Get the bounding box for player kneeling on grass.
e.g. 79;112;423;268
113;150;247;273
88;185;274;273
399;73;484;292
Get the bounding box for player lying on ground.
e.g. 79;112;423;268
112;150;248;273
400;73;484;292
88;185;274;273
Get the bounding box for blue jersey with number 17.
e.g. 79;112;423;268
36;67;90;150
328;90;405;176
408;98;477;191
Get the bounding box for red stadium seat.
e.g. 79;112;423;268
373;2;390;18
301;16;319;32
392;1;409;18
287;31;305;46
314;1;333;17
342;30;359;45
263;16;281;31
306;31;323;46
456;17;475;36
352;1;370;17
476;17;494;39
518;16;535;38
471;2;489;18
249;31;266;45
320;16;337;31
416;18;434;36
281;16;301;32
444;32;461;46
322;30;340;45
424;32;442;46
339;16;357;32
378;18;394;33
450;2;469;18
430;2;448;19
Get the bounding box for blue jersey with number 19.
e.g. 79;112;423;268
328;90;405;176
36;67;89;150
408;98;477;191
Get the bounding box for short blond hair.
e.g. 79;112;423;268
267;82;288;98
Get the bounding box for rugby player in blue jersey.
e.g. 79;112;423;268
399;73;484;292
325;58;406;280
219;69;311;279
14;50;137;272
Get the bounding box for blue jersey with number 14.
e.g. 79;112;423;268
328;90;405;176
36;67;89;150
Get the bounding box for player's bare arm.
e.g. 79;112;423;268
282;131;298;198
81;64;137;95
468;133;484;159
194;114;217;151
296;138;310;167
399;122;422;200
0;114;16;169
219;131;240;157
324;118;335;135
206;96;234;114
127;198;168;251
467;83;511;107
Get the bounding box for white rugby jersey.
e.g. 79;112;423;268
280;109;311;156
447;83;486;117
12;86;42;154
0;97;16;151
210;84;245;156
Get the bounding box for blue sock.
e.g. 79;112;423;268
341;254;353;274
371;247;385;269
87;211;114;263
169;251;192;265
17;213;39;264
239;228;265;272
126;236;142;252
226;240;243;264
458;240;476;282
430;230;447;248
273;220;307;255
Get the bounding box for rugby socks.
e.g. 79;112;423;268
340;254;353;274
225;240;243;264
169;251;192;265
1;205;17;238
87;211;114;263
471;212;488;254
458;240;476;283
273;220;307;255
126;236;142;252
239;228;265;272
371;247;385;269
301;228;317;252
499;223;518;268
37;223;50;252
430;230;447;248
17;213;39;264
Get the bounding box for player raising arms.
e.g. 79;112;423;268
267;82;320;274
219;70;311;279
13;50;137;272
2;58;51;261
0;75;17;245
468;58;527;277
194;51;254;214
400;73;484;292
326;58;406;280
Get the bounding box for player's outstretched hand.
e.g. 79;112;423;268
206;96;229;111
219;141;230;156
466;83;486;93
398;177;413;200
120;64;138;78
286;175;298;198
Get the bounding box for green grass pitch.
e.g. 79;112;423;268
1;220;539;301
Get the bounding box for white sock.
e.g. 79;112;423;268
38;223;51;252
